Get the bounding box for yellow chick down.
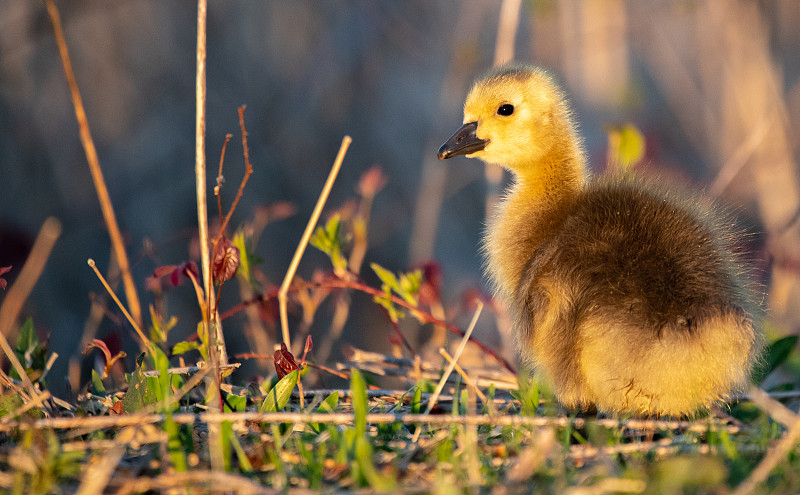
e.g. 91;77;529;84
438;65;762;417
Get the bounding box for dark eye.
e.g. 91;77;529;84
497;104;514;116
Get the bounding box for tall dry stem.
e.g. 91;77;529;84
279;136;351;349
45;0;142;329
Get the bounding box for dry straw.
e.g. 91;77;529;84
279;136;352;349
45;0;142;330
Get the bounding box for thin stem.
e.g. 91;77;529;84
279;136;351;348
218;107;253;237
88;259;152;356
214;133;234;228
439;347;487;403
413;301;483;442
45;0;142;329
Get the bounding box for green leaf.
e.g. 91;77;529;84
311;391;340;433
123;363;159;413
318;391;339;413
150;345;171;404
91;369;106;395
370;263;399;292
310;214;348;275
512;373;540;416
606;123;646;171
0;394;23;417
196;322;209;361
752;335;798;385
351;369;368;436
165;414;187;472
15;317;39;357
370;263;420;306
232;229;251;285
372;286;404;323
12;318;47;382
397;270;422;305
149;307;177;344
355;436;395;491
411;386;422;415
259;369;298;412
226;394;247;412
172;341;201;356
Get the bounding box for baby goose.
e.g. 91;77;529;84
438;65;762;417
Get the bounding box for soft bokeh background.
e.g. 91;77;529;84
1;1;799;397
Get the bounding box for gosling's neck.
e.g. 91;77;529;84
484;142;586;297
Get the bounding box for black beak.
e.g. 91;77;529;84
437;121;488;160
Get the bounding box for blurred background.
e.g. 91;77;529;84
1;0;799;397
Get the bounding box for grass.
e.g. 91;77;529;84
0;1;798;494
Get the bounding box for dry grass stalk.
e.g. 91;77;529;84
412;299;481;443
732;386;800;495
564;478;646;495
75;443;126;495
506;427;556;482
193;0;225;474
746;386;798;429
439;347;487;403
114;471;274;495
44;0;142;329
343;345;516;390
421;300;483;417
733;415;800;495
195;0;210;300
0;217;61;400
0;410;742;435
709;116;772;196
279;135;352;348
88;259;152;355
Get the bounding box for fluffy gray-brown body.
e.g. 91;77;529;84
438;64;762;416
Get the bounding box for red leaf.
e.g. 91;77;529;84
273;343;299;379
84;338;112;363
150;263;199;289
213;238;240;283
301;335;313;363
357;166;388;197
109;401;125;415
0;265;11;290
153;265;178;278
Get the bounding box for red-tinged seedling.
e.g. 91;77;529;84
83;338;127;380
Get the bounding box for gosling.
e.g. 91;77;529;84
437;64;762;417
